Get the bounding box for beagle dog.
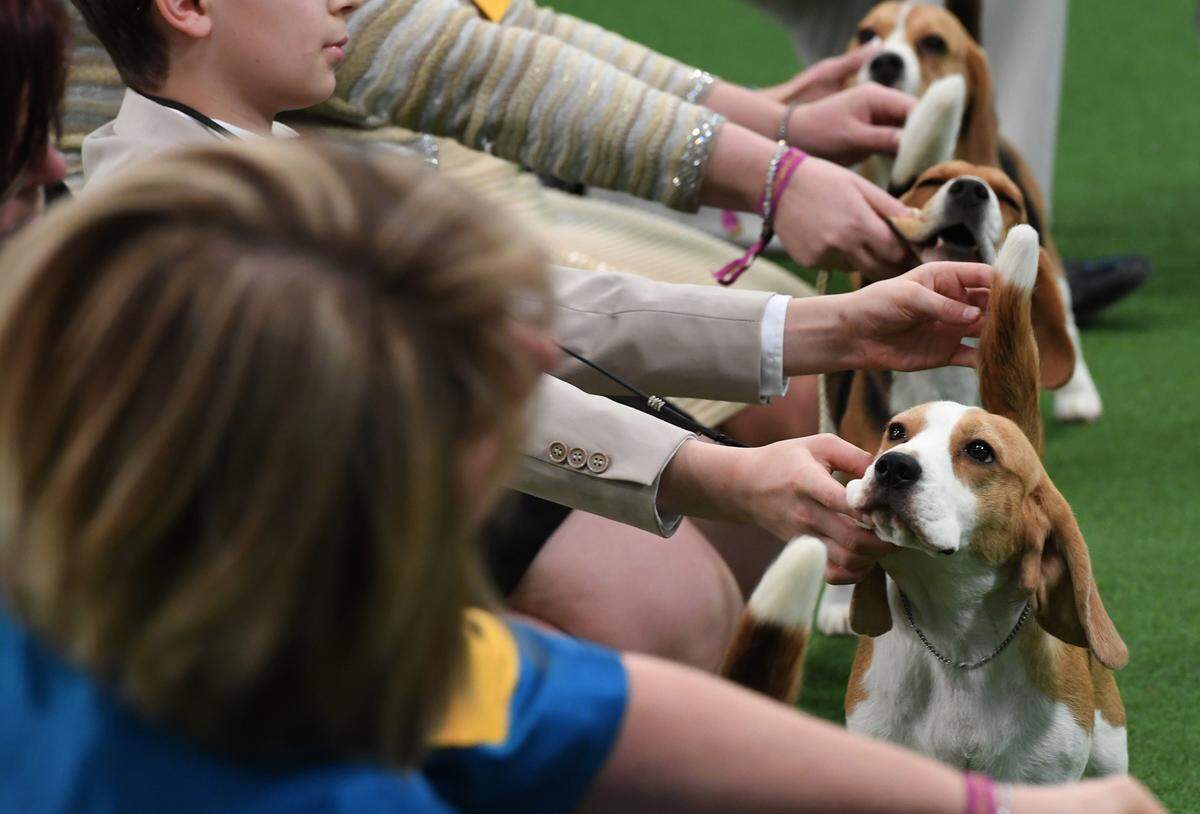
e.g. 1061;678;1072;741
722;227;1129;781
848;1;1105;425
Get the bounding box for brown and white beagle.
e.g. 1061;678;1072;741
848;1;1105;425
722;227;1128;781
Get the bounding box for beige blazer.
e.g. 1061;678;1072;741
79;93;774;536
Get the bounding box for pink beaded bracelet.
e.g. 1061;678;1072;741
712;142;807;286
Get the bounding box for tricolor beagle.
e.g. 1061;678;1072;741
848;1;1105;425
722;226;1128;782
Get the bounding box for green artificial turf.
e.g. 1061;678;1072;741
546;1;1200;809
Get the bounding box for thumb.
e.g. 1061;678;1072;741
857;123;905;155
947;342;979;368
906;282;983;324
857;175;911;218
824;44;881;80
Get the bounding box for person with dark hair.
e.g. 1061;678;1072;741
0;0;69;236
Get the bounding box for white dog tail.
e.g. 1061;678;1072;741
720;536;826;704
980;224;1044;452
890;74;967;192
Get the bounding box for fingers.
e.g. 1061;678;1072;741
947;342;979;368
862;83;917;124
856;175;911;219
910;261;997;292
857;124;905;155
827;44;881;79
808;433;874;479
905;282;983;324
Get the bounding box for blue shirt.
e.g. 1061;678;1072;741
0;608;627;814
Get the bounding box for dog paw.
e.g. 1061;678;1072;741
1054;384;1103;423
817;585;855;637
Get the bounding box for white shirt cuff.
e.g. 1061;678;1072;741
759;294;791;401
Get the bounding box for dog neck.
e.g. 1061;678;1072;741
883;548;1031;663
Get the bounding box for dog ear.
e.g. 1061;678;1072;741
961;42;999;165
1019;478;1128;669
1031;247;1076;390
850;564;892;636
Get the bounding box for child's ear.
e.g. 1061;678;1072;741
153;0;213;39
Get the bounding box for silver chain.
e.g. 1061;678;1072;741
899;591;1032;670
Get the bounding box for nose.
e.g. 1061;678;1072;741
874;452;922;489
868;52;904;87
947;178;990;209
332;0;363;14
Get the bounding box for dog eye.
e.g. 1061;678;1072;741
965;440;995;464
857;28;877;45
887;423;906;441
918;34;948;55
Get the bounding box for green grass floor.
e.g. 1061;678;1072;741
547;1;1200;808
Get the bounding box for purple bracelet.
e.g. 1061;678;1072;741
963;772;998;814
712;145;808;286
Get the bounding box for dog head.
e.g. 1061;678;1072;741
850;2;998;164
891;161;1075;388
843;228;1127;669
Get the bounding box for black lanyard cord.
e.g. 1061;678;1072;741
136;91;238;140
557;345;746;448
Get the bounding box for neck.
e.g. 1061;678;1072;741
884;548;1029;664
153;70;276;138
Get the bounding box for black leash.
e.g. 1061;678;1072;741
136;91;238;139
558;345;746;448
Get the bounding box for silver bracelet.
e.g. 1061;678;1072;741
778;101;802;143
761;139;789;219
996;783;1015;814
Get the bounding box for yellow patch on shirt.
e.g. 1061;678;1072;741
429;609;519;748
471;0;513;21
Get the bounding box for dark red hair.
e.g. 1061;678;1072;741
0;0;68;197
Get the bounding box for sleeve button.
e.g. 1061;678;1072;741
548;442;568;463
587;452;610;473
567;447;588;469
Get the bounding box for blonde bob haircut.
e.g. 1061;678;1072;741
0;139;550;766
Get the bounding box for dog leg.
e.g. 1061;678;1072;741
1052;276;1104;423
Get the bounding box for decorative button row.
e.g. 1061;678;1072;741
547;442;609;473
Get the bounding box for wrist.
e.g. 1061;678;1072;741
782;293;862;375
657;439;748;524
699;123;776;213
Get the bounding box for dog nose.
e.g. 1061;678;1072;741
874;452;922;489
868;52;904;87
947;178;990;209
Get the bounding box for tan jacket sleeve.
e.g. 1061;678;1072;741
546;265;771;402
516;376;694;536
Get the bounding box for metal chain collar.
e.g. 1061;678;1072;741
899;591;1032;670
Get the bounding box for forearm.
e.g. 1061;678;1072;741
704;80;791;143
584;653;966;814
656;440;749;526
780;293;863;376
321;0;724;211
697;121;776;211
501;0;717;102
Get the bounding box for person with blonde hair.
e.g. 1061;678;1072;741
0;138;1164;814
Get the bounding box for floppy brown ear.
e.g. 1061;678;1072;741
850;564;892;636
1019;478;1128;669
961;42;999;165
1031;248;1076;390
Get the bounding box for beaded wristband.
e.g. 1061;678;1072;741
963;772;999;814
778;101;802;143
712;143;807;286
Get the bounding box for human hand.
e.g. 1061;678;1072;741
838;261;994;372
1012;776;1166;814
658;437;898;583
760;47;882;106
773;156;911;277
787;83;915;166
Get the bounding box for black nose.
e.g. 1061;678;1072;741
947;178;990;209
868;52;904;87
874;452;922;489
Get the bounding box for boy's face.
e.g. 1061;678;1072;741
207;0;361;113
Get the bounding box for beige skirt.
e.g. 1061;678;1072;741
438;140;813;428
